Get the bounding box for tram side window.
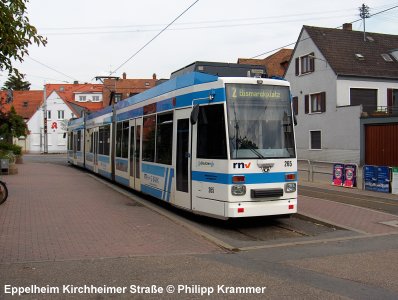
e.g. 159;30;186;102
116;122;122;157
104;125;110;155
142;115;156;162
68;132;73;150
99;125;110;155
121;121;129;158
88;132;93;153
77;131;81;151
116;121;129;158
156;112;173;165
197;104;227;159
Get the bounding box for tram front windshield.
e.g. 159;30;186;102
226;83;295;159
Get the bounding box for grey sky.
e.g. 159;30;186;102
1;0;397;89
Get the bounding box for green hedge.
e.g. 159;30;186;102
0;142;22;156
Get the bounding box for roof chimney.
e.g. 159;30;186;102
122;72;127;79
343;23;352;31
152;73;157;80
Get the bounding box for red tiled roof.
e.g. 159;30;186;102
0;90;44;120
46;83;104;112
238;49;293;77
103;78;157;105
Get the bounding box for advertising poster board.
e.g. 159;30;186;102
364;165;376;191
343;164;357;188
332;163;344;186
376;166;390;193
391;167;398;195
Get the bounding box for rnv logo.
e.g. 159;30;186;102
233;162;251;169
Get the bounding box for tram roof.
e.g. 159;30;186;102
114;71;219;110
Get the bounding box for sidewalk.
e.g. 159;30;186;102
298;179;398;235
0;162;220;263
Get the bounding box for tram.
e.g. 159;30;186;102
67;62;297;219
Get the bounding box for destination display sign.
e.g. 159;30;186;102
225;84;289;101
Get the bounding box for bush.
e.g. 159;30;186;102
0;142;22;156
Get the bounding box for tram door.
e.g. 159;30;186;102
174;109;191;209
129;118;142;191
92;128;99;173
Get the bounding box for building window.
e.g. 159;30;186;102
292;97;298;115
310;130;321;150
47;110;51;119
305;92;326;114
295;52;314;76
92;95;100;102
114;93;122;103
350;88;377;113
79;96;87;102
58;110;64;120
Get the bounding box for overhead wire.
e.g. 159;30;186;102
110;0;200;75
27;56;79;82
250;4;398;59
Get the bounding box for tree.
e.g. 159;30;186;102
2;73;31;90
0;105;27;143
0;0;47;78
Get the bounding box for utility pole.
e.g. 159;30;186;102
359;4;370;41
43;84;48;154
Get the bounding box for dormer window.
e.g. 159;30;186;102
381;53;393;62
355;53;365;60
390;49;398;61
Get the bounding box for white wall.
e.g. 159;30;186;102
337;78;398;107
26;91;75;153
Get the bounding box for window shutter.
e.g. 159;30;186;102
293;97;298;115
310;52;315;72
387;88;393;107
295;58;299;76
305;95;309;114
320;92;326;112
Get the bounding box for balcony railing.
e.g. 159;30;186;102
361;106;398;118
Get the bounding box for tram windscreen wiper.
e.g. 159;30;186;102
238;137;266;159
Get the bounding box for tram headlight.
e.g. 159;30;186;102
285;183;296;193
231;185;246;196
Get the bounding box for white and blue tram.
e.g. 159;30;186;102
67;67;297;219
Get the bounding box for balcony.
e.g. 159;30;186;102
360;106;398;118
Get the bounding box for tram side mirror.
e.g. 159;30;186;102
293;114;297;126
190;104;200;125
63;132;67;138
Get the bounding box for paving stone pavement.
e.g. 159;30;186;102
0;162;221;263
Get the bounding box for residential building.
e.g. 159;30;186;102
27;83;104;153
0;90;43;152
285;24;398;166
103;73;157;106
238;48;293;77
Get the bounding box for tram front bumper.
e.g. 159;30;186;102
225;198;297;218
